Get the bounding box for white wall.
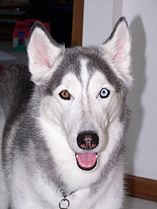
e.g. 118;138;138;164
122;0;157;180
83;0;113;46
83;0;157;180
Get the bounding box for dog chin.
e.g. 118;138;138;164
75;153;98;171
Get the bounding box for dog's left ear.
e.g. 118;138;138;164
27;23;64;85
101;17;132;88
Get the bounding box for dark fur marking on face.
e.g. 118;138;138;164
45;47;122;95
45;50;81;95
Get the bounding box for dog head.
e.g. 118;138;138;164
27;17;132;188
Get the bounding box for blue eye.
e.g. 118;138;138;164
99;88;110;98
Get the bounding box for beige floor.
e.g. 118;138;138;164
124;197;157;209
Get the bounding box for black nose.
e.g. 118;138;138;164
77;131;99;150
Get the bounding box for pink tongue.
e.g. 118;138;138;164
76;153;97;169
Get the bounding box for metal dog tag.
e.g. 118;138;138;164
59;197;70;209
59;192;70;209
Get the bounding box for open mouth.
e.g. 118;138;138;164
75;153;98;171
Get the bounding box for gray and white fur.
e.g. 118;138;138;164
0;17;132;209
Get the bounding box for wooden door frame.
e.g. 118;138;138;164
71;0;84;46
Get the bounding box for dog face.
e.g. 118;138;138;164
27;17;132;188
43;61;123;170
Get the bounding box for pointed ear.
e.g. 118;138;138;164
27;23;64;85
102;17;132;88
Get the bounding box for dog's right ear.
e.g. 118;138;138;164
27;23;64;85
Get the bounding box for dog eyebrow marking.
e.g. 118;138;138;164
45;47;122;96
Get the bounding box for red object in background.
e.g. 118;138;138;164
13;19;50;50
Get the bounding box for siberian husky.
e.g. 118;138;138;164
0;17;132;209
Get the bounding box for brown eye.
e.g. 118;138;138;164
59;90;71;100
